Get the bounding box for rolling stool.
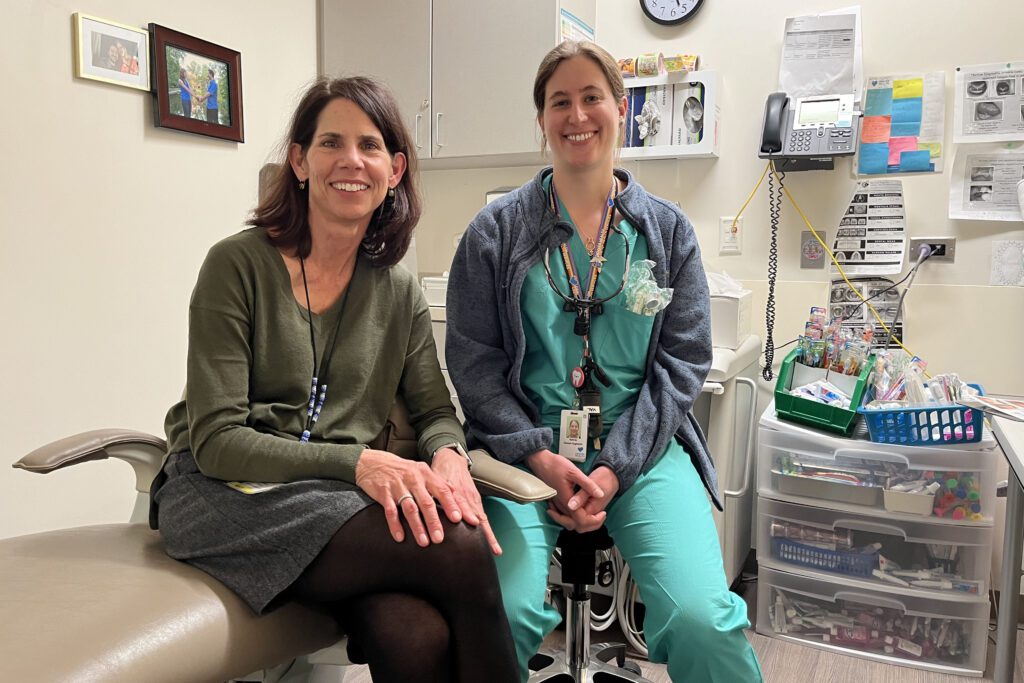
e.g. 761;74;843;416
528;527;651;682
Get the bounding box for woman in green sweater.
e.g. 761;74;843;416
153;77;517;682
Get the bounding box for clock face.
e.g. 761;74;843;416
640;0;704;25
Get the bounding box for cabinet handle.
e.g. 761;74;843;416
724;377;758;499
435;112;445;149
414;113;423;150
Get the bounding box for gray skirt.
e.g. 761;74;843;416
154;450;374;613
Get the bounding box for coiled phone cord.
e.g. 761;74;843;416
762;164;785;381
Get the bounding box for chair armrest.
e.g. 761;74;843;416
470;450;555;503
12;429;167;494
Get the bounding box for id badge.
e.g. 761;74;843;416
558;409;588;462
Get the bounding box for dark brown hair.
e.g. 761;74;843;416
248;76;421;267
532;41;626;151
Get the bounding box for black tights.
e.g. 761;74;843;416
289;506;518;683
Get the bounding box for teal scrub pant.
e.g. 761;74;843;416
484;442;764;682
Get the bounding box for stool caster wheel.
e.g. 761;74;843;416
622;661;643;675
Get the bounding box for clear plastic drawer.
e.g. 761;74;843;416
757;497;991;597
757;427;997;524
756;565;989;676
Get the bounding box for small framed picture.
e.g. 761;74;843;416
72;13;150;91
149;23;244;143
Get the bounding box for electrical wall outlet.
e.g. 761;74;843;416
719;216;742;255
909;237;957;263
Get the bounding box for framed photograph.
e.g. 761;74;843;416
149;23;244;142
72;13;150;91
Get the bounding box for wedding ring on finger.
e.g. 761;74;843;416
396;493;415;507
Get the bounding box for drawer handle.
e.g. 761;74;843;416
834;591;906;613
834;447;910;466
833;518;907;539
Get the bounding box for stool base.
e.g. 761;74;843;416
528;642;652;682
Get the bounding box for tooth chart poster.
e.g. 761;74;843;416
954;61;1024;143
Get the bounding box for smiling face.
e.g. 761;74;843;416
539;56;627;174
289;97;406;235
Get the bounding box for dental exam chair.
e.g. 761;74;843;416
1;401;554;682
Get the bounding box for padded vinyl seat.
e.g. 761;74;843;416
0;523;341;682
3;413;554;682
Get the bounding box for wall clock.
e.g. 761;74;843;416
640;0;704;26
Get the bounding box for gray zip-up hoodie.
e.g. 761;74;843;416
446;167;721;510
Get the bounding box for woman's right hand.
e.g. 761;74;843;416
355;449;462;547
526;449;606;532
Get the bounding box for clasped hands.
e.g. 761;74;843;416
526;449;619;533
355;447;501;555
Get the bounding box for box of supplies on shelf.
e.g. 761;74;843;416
773;348;873;435
421;275;448;307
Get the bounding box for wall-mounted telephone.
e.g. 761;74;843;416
758;92;860;171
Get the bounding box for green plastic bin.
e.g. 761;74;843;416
773;348;873;435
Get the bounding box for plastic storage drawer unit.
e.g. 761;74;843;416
757;565;989;676
758;498;992;596
758;410;997;525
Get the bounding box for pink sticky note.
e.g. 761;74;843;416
860;116;892;144
888;137;918;166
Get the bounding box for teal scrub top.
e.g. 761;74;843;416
521;181;654;439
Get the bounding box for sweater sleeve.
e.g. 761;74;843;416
593;210;712;491
446;217;553;464
185;241;365;483
399;281;467;460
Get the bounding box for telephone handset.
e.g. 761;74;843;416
760;92;789;154
758;91;860;171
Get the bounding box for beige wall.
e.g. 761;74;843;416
0;1;316;539
416;0;1024;398
2;0;1021;561
409;0;1024;580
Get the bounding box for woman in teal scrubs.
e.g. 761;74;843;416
445;41;763;682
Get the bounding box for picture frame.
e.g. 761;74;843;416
149;23;244;143
72;13;150;91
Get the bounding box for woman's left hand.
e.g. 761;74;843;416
432;448;502;555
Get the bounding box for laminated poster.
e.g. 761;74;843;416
831;179;906;277
949;143;1024;221
829;277;903;351
857;73;944;176
954;61;1024;143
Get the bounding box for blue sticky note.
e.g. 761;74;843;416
858;143;890;175
864;88;893;116
899;150;932;172
890;120;922;137
891;97;923;123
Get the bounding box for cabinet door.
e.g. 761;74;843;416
430;0;556;158
319;0;432;157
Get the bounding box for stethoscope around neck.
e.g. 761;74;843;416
538;187;633;336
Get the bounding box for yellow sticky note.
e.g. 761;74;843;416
893;78;924;99
918;141;942;158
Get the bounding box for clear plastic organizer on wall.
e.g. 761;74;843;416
757;498;992;597
758;421;997;524
756;565;989;676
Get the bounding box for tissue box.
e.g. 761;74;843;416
710;291;751;349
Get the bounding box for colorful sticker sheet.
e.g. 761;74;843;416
857;73;945;176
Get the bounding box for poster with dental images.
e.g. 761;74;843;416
948;143;1024;221
829;277;904;350
830;179;906;276
954;61;1024;143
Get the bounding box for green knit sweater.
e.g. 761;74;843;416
164;228;463;484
